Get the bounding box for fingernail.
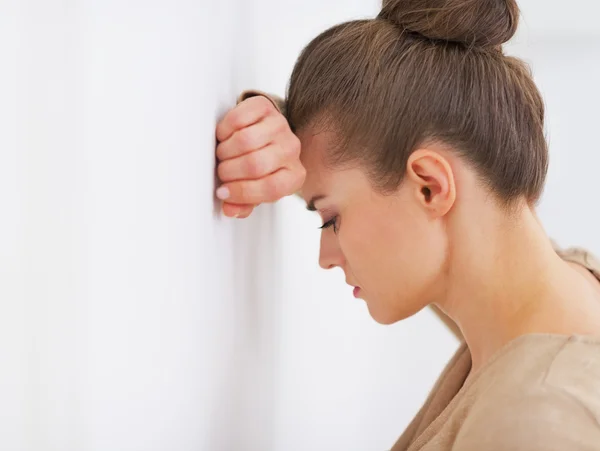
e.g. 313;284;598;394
216;186;230;200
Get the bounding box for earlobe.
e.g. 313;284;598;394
406;149;456;217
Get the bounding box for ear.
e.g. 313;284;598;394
406;149;456;217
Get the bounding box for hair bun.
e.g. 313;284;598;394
378;0;519;49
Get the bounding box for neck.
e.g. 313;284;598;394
436;202;600;374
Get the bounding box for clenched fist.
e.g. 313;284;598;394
215;95;306;218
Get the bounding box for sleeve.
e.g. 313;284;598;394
236;89;286;117
455;389;600;451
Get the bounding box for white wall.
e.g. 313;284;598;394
1;1;599;451
2;1;282;450
506;34;600;251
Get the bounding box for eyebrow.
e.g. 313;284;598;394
306;195;326;211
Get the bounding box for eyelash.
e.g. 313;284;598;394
319;216;338;233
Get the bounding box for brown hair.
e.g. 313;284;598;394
286;0;548;204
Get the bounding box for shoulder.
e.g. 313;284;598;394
553;240;600;279
455;391;600;450
455;336;600;451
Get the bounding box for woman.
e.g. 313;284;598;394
215;0;600;449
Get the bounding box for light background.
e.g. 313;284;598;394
0;1;598;450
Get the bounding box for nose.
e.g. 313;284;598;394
318;232;345;270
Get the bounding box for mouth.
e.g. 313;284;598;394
353;286;361;298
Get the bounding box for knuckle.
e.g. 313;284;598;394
265;176;281;201
296;165;307;186
282;176;296;196
278;136;300;161
236;128;255;149
294;175;305;191
277;142;293;163
229;109;245;131
255;96;275;115
291;135;302;156
282;139;300;161
275;114;288;132
245;152;264;178
271;142;285;160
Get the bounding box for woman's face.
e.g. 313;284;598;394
298;128;450;324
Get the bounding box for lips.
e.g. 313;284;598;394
353;286;361;298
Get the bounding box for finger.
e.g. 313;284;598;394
233;205;255;219
215;95;278;143
217;168;300;204
222;202;255;218
218;143;285;183
216;114;286;161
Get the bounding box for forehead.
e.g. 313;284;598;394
296;127;336;200
297;126;334;163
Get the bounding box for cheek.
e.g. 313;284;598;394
341;204;447;322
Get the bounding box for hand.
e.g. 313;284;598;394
215;95;305;218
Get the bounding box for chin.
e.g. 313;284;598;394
366;305;403;325
371;315;400;325
366;299;423;325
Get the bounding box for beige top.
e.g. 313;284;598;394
236;90;600;450
391;244;600;451
393;335;600;451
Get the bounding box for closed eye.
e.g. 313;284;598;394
319;216;338;233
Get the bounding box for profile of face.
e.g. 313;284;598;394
298;127;461;325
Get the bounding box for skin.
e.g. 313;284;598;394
215;96;305;219
216;96;600;375
297;126;600;374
